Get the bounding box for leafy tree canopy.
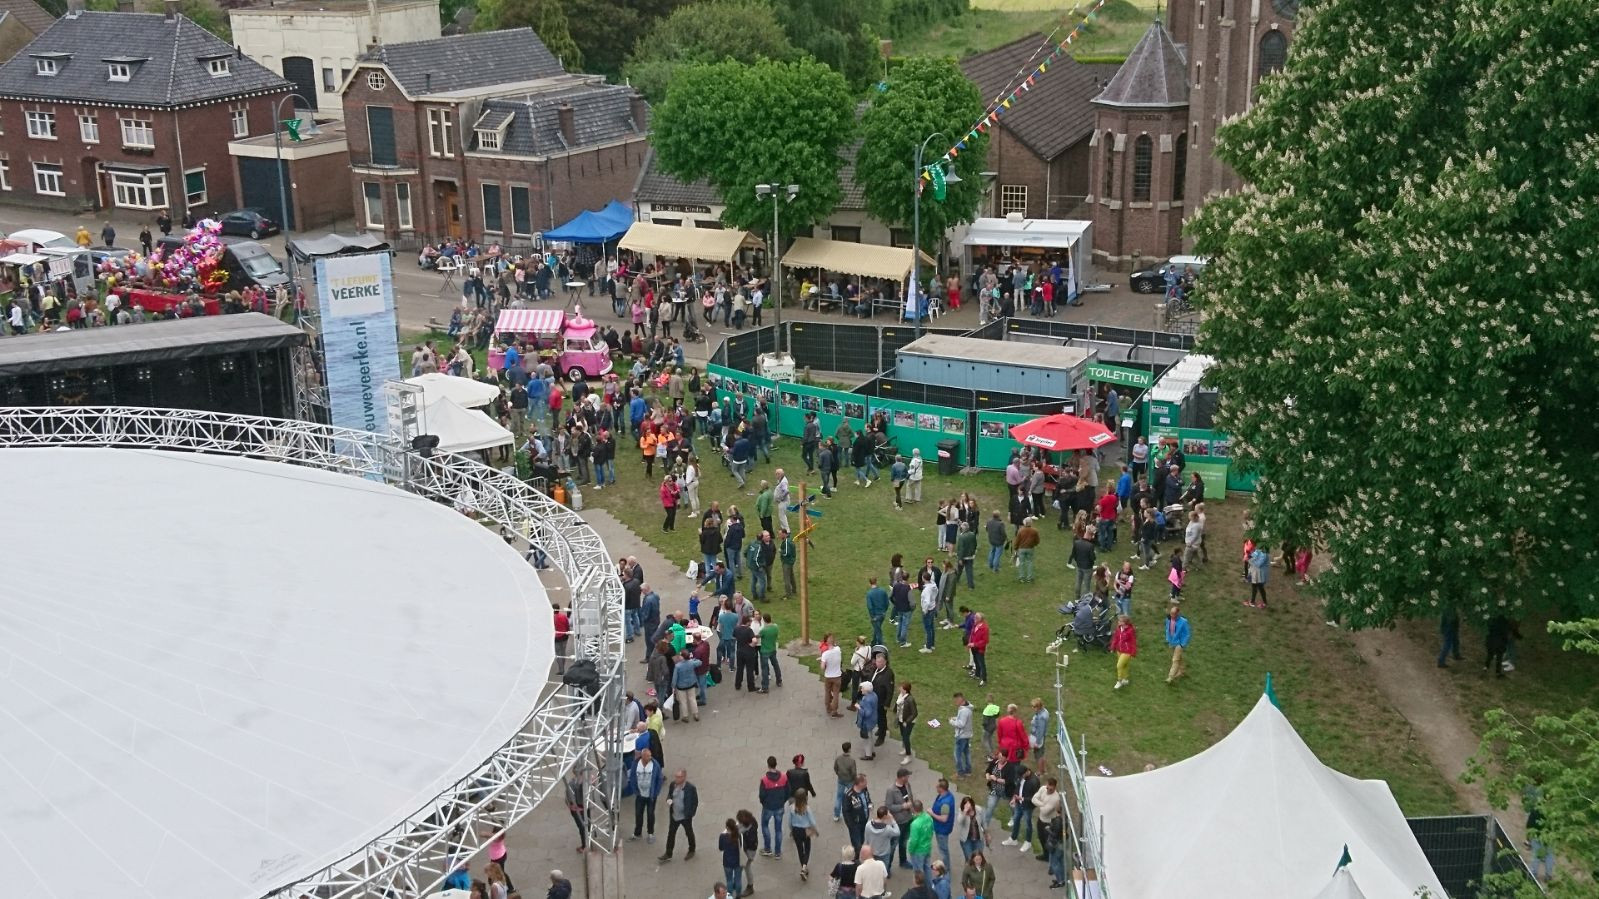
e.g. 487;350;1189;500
623;0;794;104
565;0;686;77
773;0;882;89
475;0;582;70
652;58;855;235
82;0;229;39
1187;0;1599;628
1466;619;1599;898
855;56;989;258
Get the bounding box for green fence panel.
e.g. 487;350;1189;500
777;382;868;440
707;364;777;423
974;410;1042;470
1186;460;1230;504
866;395;970;465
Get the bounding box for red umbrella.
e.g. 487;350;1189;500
1008;414;1115;452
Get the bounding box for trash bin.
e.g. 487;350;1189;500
936;438;962;475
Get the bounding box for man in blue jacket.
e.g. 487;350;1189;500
1164;605;1191;684
757;755;791;859
865;577;890;647
632;747;664;843
628;389;648;436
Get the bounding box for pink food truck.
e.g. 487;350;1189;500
492;307;614;381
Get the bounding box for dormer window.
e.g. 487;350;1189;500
108;63;131;82
472;108;512;153
208;58;231;77
476;128;501;150
35;59;57;76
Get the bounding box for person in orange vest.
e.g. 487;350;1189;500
641;429;661;477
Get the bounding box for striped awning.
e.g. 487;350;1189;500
494;308;566;333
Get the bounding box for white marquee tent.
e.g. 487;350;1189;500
423;397;515;454
406;371;502;409
1084;693;1447;899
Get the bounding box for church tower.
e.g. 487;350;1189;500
1088;19;1190;268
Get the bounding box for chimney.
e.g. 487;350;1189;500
65;0;83;15
557;104;575;146
116;0;134;10
164;0;179;21
629;93;647;133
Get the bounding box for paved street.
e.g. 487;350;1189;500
506;507;1066;899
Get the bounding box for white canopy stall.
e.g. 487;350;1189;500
1084;693;1447;899
405;371;502;409
963;217;1093;300
422;397;515;454
618;221;758;264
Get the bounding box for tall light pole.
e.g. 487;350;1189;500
755;182;798;354
273;92;318;285
911;133;960;337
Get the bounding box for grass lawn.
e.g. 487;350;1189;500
895;0;1151;61
582;423;1460;815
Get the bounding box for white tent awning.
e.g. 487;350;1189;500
963;217;1091;249
618;221;755;263
779;237;935;281
404;371;502;409
1084;694;1446;899
423;397;514;454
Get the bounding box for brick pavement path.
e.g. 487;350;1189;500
498;507;1064;899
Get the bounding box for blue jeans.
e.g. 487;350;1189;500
760;651;782;689
1116;593;1131;618
1048;842;1066;882
597;460;615;485
725;865;742;896
751;566;769;600
935;830;952;868
835;781;848;819
954;737;972;775
725;545;742;579
625;609;641;641
988;544;1003;571
1010;804;1034;844
1438;629;1460;665
960;558;975;588
855;465;870;484
871;615;885;646
718;636;735;667
1098;520;1115;548
703;553;719;578
895;611;911;645
983;793;1001;828
910;853;931;885
922;611;936;649
961;838;983;863
761;807;785;855
866;457;880;480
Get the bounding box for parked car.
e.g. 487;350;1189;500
216;208;279;239
1130;255;1209;293
220;240;289;291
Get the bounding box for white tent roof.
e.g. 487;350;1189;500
1313;866;1373;899
963;217;1091;249
406;371;502;409
1085;694;1446;899
618;221;757;263
0;448;552;899
424;396;515;453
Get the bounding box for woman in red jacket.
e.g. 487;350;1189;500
1110;614;1138;689
660;474;682;532
996;703;1028;763
966;612;990;686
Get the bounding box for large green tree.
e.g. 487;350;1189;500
623;0;794;104
1186;0;1599;628
855;56;989;258
652;58;855;235
474;0;582;70
1466;619;1599;898
564;0;686;77
773;0;882;89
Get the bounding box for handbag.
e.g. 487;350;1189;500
806;825;819;838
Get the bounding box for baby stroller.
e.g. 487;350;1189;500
1056;595;1114;652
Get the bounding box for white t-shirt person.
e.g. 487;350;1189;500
854;852;889;897
821;642;843;679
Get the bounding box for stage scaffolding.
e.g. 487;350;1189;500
0;406;626;899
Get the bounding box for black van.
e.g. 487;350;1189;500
221;240;290;291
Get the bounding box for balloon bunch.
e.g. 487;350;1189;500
96;219;228;293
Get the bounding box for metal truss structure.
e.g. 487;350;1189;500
1044;640;1110;898
0;406;626;899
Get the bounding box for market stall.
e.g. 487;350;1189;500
962;217;1093;301
617;221;758;264
421;396;514;455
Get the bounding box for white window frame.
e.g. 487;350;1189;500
32;162;63;196
322;66;336;92
184;167;207;206
230;106;248;138
120;117;154;149
34;58;57;76
395;181;412;231
1000;184;1028;216
208;58;231;77
362;181;383;228
427;107;454;158
110;170;168;210
367;71;386;91
0;160;11;191
25;110;56;140
78;113;98;144
476;128;501;151
108;63;131;82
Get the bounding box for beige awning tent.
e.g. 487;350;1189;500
778;237;936;282
618;221;757;263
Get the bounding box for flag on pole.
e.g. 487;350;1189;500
930;164;947;201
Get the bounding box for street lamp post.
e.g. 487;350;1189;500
272;92;317;285
911;133;960;337
755;182;798;354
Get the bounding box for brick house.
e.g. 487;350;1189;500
0;0;55;65
342;28;650;245
960;35;1119;221
0;2;291;216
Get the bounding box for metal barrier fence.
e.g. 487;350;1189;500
1408;815;1542;898
0;406;627;899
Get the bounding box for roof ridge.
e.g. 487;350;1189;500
165;12;181;106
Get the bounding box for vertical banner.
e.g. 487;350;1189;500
316;252;401;437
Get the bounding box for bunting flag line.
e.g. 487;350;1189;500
922;0;1111;177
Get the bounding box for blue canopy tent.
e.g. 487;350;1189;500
544;203;632;244
596;200;634;232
